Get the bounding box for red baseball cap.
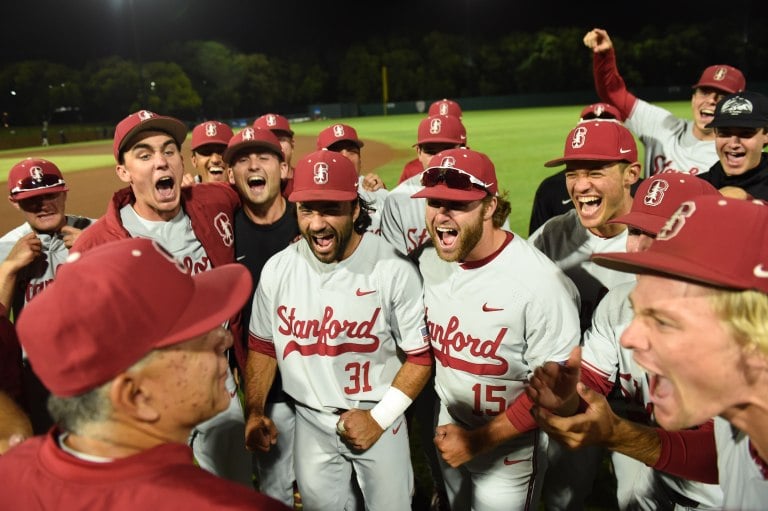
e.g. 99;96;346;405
223;127;284;165
191;120;234;151
8;158;68;201
579;102;623;122
692;65;745;94
16;237;252;397
593;196;768;293
316;124;364;150
411;148;498;202
544;120;638;168
253;113;294;137
113;110;188;162
289;149;359;202
415;115;467;146
608;175;720;235
428;98;463;118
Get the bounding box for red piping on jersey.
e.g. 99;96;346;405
459;231;513;270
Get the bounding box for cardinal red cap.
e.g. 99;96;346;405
316;124;364;150
415;115;467;146
289;149;359;202
579;102;623;122
544;120;637;168
609;175;720;235
191;120;234;151
692;65;745;95
428;98;463;118
8;158;68;201
16;238;252;397
223;127;284;165
113;110;188;162
411;148;498;202
593;196;768;293
253;113;294;137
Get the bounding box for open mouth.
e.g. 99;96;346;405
436;226;458;248
247;175;266;192
577;196;602;217
209;166;225;176
723;149;746;168
155;176;175;199
699;108;715;124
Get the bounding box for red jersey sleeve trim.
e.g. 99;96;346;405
248;335;277;358
404;350;433;366
653;420;718;484
505;391;537;433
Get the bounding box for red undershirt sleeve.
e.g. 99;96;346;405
404;351;433;366
505;391;537;433
653;420;718;484
248;335;277;358
593;48;638;121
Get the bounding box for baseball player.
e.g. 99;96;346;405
398;99;465;184
411;148;581;510
71;110;254;487
244;149;433;510
584;28;745;178
225;127;300;507
190;119;234;183
381;114;468;257
0;157;93;434
315;123;389;234
0;237;290;510
528;102;630;235
528;174;724;510
252;113;296;184
588;195;768;510
700;90;768;201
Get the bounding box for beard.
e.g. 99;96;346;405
428;207;484;263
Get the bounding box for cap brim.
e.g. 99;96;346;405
544;155;629;168
191;139;230;151
607;211;666;235
288;190;358;202
119;118;188;156
413;137;462;147
11;184;68;202
592;251;749;291
411;184;487;202
706;119;768;129
223;141;284;164
692;82;739;94
154;264;252;349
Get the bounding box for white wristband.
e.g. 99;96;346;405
370;386;413;430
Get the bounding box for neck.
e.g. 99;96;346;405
63;419;190;459
722;383;768;465
244;194;286;225
465;225;505;262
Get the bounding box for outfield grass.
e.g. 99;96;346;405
290;101;691;236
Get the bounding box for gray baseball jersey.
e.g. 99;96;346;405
379;173;429;256
626;100;718;178
714;417;768;511
420;232;581;510
583;281;723;510
358;177;389;236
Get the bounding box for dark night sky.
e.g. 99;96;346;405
0;0;757;66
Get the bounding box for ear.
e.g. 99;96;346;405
279;161;289;180
109;372;160;423
8;196;20;211
624;162;641;187
352;199;361;223
115;164;131;184
483;196;498;221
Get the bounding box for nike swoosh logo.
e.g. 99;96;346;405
229;389;237;398
356;289;376;296
754;264;768;278
619;148;632;154
561;198;572;205
236;255;246;261
482;303;504;312
392;420;403;435
503;457;528;465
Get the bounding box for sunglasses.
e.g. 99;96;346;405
10;174;66;195
421;167;490;191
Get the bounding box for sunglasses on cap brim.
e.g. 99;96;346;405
10;174;66;195
420;167;491;192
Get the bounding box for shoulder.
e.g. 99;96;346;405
187;182;240;207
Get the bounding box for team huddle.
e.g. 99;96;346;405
1;27;768;511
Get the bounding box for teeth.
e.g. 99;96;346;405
578;197;599;204
247;176;266;186
436;227;456;234
209;167;224;174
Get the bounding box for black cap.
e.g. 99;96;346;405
706;91;768;129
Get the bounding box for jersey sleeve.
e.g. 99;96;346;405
593;47;637;121
383;255;431;355
379;193;409;256
248;255;278;351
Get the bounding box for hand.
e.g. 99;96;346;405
59;225;84;249
4;232;42;271
526;346;581;414
181;173;197;188
362;173;386;191
583;28;613;53
434;423;479;468
337;408;383;451
244;412;278;453
530;382;619;450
